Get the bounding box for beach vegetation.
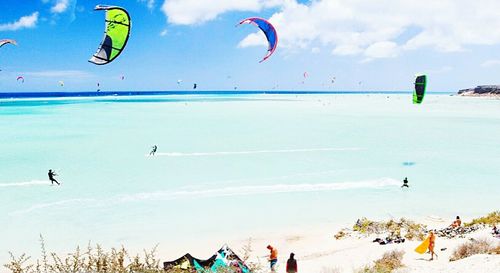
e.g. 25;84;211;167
4;236;259;273
488;245;500;255
240;238;263;273
351;218;426;241
356;250;405;273
334;229;349;240
464;211;500;227
449;238;496;261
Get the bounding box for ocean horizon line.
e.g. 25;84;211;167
0;90;453;99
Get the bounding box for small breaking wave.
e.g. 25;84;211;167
11;178;399;215
151;147;362;157
118;177;400;201
0;180;49;188
10;198;95;215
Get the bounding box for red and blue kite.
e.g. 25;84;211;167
238;17;278;63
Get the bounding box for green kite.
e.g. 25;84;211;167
89;5;131;65
413;74;427;104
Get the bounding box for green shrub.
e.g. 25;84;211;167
465;211;500;227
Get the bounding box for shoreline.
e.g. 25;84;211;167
3;212;499;272
163;214;498;273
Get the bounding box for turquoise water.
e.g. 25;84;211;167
1;94;499;262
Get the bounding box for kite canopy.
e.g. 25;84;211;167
413;74;427;104
163;245;250;273
89;5;131;65
0;39;17;48
238;17;278;63
17;76;24;83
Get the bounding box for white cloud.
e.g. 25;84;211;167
364;41;399;60
51;0;69;13
0;12;39;31
162;0;500;60
162;0;284;25
238;32;268;48
481;59;500;67
160;29;168;36
139;0;155;10
22;70;93;78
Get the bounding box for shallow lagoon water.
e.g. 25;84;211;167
1;94;499;261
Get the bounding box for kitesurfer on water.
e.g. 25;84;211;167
48;169;60;185
401;177;409;188
150;145;158;156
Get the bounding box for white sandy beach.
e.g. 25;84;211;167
157;217;500;273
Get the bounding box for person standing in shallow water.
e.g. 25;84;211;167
286;253;298;273
48;169;60;185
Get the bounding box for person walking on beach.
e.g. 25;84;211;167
149;145;158;156
428;230;437;261
48;169;60;185
286;253;297;273
267;245;278;272
401;177;409;188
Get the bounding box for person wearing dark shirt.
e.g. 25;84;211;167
286;253;297;273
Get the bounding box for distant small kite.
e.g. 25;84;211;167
0;39;17;48
17;76;24;83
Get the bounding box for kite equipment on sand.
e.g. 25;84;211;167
238;17;278;63
89;5;131;65
163;245;249;273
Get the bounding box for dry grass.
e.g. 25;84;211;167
4;235;257;273
334;229;349;240
352;218;426;241
464;211;500;227
240;238;263;273
488;245;500;255
356;250;405;273
449;238;496;261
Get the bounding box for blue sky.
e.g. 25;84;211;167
1;0;500;92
